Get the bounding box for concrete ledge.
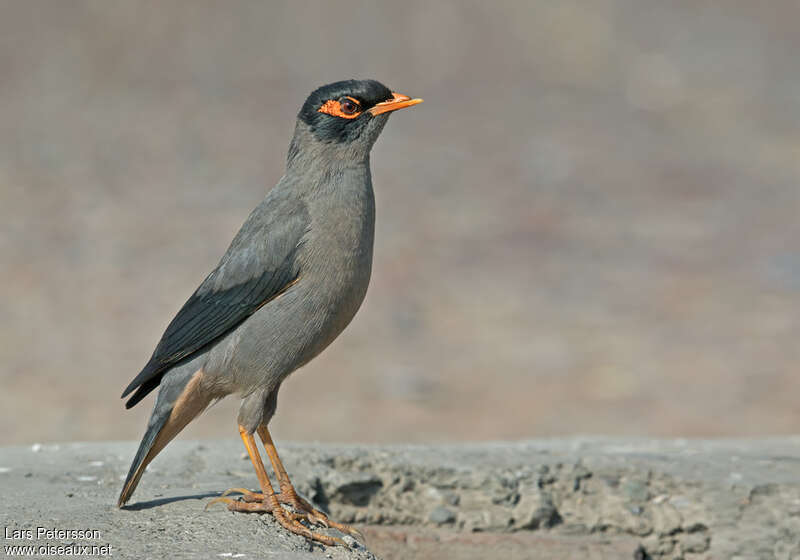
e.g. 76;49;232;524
2;438;800;559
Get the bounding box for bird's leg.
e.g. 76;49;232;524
257;425;364;542
206;425;280;511
206;425;344;547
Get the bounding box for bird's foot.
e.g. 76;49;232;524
205;489;274;511
206;491;348;547
276;486;364;542
214;487;264;503
206;487;363;543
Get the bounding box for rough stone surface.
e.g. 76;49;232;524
2;438;800;559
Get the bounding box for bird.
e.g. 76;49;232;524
118;79;422;546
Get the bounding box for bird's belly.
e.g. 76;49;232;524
206;248;372;394
298;248;373;357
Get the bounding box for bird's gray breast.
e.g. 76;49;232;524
297;166;376;353
210;166;376;394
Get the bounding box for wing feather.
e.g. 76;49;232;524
122;192;309;408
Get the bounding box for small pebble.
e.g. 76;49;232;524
429;505;456;524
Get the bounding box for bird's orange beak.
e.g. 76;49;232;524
368;92;423;116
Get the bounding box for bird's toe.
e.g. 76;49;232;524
219;487;264;502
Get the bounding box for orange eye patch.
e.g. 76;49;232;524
317;96;362;119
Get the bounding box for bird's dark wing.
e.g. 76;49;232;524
121;193;309;408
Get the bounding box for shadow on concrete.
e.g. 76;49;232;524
121;491;220;511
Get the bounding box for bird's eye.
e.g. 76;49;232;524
339;97;359;115
317;97;362;119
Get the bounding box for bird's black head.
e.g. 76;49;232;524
296;79;422;148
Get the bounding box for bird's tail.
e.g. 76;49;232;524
118;367;213;507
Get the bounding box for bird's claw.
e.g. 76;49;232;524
204;496;237;511
276;491;365;544
342;524;366;543
273;507;347;547
205;491;361;546
219;487;263;502
220;487;249;497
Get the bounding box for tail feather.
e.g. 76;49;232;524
118;368;213;507
118;406;171;507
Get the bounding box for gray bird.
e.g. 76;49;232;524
118;79;422;546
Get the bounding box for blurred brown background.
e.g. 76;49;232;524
1;1;798;446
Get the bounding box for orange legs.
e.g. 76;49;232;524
206;425;362;547
256;425;363;540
